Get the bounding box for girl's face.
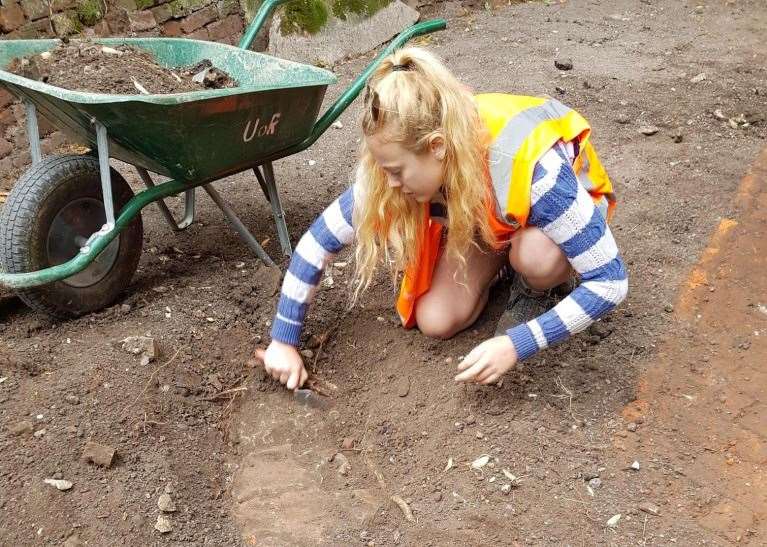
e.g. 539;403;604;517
366;131;446;203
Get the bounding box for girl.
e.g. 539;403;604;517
256;47;628;390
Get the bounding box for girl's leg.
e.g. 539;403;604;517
415;242;507;339
508;226;572;289
493;226;574;336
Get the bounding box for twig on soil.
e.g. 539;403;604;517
201;386;248;401
309;326;338;373
120;347;181;418
553;376;577;421
391;495;414;522
641;514;649;545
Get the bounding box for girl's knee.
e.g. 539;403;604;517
415;295;472;339
509;228;568;283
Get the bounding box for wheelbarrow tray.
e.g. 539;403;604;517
0;38;337;182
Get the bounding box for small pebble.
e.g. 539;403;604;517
554;58;573;71
44;478;73;491
300;349;314;359
155;515;172;534
158;493;177;513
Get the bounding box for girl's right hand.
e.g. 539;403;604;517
254;340;308;390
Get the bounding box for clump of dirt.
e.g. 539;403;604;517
7;41;237;95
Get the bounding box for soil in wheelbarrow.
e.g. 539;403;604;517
7;41;237;95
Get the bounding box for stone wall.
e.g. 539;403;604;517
0;0;253;183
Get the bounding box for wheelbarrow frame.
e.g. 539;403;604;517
0;0;446;290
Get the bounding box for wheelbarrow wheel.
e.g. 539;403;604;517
0;154;143;318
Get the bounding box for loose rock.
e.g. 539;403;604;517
631;460;641;470
615;113;630;124
65;394;80;405
44;478;73;491
588;477;602;489
471;455;490;470
639;125;659;136
554;58;573;71
583;469;600;481
121;336;159;363
155;515;172;533
606;514;622;528
300;349;314;360
627;422;637;432
690;72;707;83
34;429;46;438
158;493;177;513
638;501;661;516
81;441;116;468
341;437;355;450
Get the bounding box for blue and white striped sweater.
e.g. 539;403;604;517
271;145;628;361
506;144;628;360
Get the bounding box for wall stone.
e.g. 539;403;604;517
0;0;26;32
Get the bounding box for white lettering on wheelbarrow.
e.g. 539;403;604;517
243;113;282;142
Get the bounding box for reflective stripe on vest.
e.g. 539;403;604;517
478;94;594;227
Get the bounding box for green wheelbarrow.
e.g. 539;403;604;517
0;0;445;317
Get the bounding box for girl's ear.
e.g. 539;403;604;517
430;134;447;161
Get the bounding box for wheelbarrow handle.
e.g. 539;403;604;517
266;18;447;159
239;0;293;50
310;19;447;138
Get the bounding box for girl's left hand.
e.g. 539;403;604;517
454;336;518;385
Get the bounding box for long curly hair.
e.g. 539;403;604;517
351;47;496;302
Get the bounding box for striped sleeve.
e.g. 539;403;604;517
270;186;356;345
506;144;629;361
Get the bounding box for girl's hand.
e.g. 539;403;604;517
454;336;518;385
254;340;308;390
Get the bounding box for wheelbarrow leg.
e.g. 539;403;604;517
254;162;292;257
136;167;195;231
202;184;275;267
24;101;42;166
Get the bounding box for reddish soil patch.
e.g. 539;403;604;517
612;148;767;544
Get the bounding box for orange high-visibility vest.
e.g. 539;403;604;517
396;94;616;328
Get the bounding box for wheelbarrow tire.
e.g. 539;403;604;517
0;154;143;318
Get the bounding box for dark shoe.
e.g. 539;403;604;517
494;274;576;336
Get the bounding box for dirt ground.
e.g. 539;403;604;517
1;0;766;545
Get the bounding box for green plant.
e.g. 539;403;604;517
76;0;104;27
331;0;388;21
279;0;329;35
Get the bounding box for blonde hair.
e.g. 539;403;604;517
351;47;496;301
